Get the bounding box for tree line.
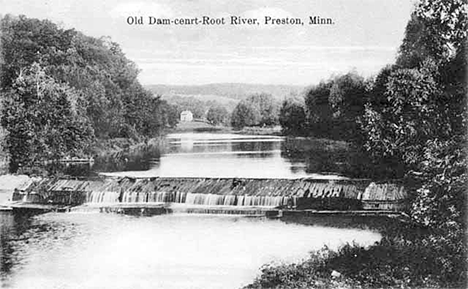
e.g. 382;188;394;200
0;15;179;173
277;0;467;285
165;93;280;128
163;95;232;126
245;2;466;286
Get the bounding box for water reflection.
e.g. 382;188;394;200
1;213;381;289
0;212;35;282
100;133;309;178
56;132;372;178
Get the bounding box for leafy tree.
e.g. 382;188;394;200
362;0;467;174
231;102;260;129
278;98;306;135
365;65;396;108
304;72;366;140
304;81;333;137
206;105;229;125
0;14;174;173
231;93;279;129
1;64;93;173
361;1;467;281
0;14;171;141
230;93;279;128
361;61;449;169
158;101;179;129
329;72;367;140
329;72;366;119
244;93;279;126
396;0;468;68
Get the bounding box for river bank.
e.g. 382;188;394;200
244;218;465;289
0;174;34;204
168;121;282;136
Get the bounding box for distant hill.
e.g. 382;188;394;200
146;83;305;101
162;94;239;114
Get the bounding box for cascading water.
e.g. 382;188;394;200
87;191;120;203
183;193;292;207
85;190;294;208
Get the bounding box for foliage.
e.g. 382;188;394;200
231;93;279;129
360;0;467;285
159;101;179;129
231;101;260;129
278;98;306;135
0;64;93;173
361;61;450;169
396;0;468;68
410;139;466;230
1;14;173;138
360;0;467;225
329;72;366;120
328;72;367;140
0;14;175;172
231;93;279;128
254;0;467;288
245;222;466;289
303;72;367;140
163;95;208;119
247;93;280;126
206;105;229;125
304;81;333;137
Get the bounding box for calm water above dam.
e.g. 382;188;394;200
1;213;381;289
90;132;357;178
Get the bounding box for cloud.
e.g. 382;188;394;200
110;2;174;19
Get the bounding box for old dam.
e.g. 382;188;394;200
9;176;407;218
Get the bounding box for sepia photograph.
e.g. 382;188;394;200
0;0;466;288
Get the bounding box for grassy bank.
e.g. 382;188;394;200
234;126;282;136
244;219;466;289
169;121;228;133
169;122;282;135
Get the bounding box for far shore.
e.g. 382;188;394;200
168;120;282;135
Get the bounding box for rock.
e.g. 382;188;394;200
331;270;341;278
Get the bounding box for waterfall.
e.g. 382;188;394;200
87;191;120;203
86;190;293;208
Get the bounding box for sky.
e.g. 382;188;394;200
1;0;415;86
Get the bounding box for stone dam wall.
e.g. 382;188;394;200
10;176;407;211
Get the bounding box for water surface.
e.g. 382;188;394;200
1;213;380;289
99;133;350;178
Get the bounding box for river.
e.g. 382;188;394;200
94;132;356;179
1;213;380;289
1;132;378;289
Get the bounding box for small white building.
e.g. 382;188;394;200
180;110;193;122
